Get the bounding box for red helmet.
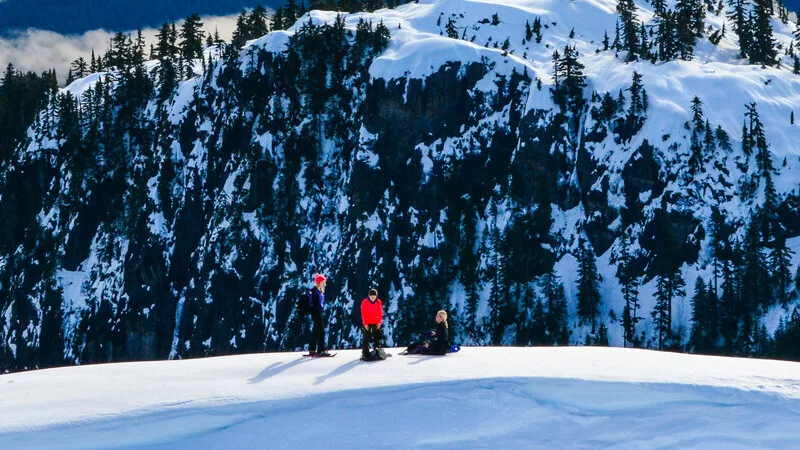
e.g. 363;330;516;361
314;274;327;284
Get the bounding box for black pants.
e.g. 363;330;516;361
362;324;383;356
405;341;429;354
406;340;447;355
311;308;326;354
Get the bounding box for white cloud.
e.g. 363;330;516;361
0;14;241;84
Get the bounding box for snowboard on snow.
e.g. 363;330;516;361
400;345;461;355
361;348;391;361
302;352;338;358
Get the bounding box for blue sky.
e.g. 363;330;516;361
0;0;282;36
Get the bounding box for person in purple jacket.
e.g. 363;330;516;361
309;274;333;357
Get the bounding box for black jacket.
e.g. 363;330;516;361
431;322;449;355
310;287;325;312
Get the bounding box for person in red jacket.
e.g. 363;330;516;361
361;289;384;359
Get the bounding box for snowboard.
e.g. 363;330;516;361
361;348;391;361
302;352;338;357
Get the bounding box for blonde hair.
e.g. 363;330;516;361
437;310;448;328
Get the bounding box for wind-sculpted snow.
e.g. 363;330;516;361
1;348;800;448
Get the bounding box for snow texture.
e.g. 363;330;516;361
2;347;800;449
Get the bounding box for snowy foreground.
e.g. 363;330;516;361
2;348;800;449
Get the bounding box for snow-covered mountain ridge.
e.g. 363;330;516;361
1;347;800;448
3;0;800;373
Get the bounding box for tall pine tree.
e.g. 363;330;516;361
577;238;601;333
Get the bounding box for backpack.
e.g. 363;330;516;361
297;289;312;317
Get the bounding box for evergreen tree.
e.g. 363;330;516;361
551;49;561;86
616;235;641;347
106;31;131;70
458;205;480;342
719;256;739;349
285;0;299;25
688;96;705;172
795;263;800;294
708;208;726;295
741;118;753;156
232;11;250;49
652;269;686;350
0;64;58;161
180;13;205;62
691;96;704;131
690;277;718;353
533;17;543;43
703;119;716;160
445;18;459;39
763;173;779;239
170;21;179;56
374;20;392;52
489;233;509;345
768;227;792;302
655;11;678;61
272;7;285;31
691;0;705;35
715;125;732;152
741;216;771;313
599;92;616;122
613;19;622;51
795;19;800;55
775;309;800;360
745;103;772;174
638;21;651;59
576;238;601;333
728;0;752;58
652;0;666;15
157;57;177;100
71;57;89;79
133;29;146;65
552;46;587;111
540;272;569;345
249;5;271;38
501;38;511;53
627;71;645;118
596;323;610;346
616;0;640;60
675;0;699;60
750;0;777;65
90;50;98;72
154;22;179;97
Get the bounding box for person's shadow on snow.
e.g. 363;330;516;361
313;360;360;386
248;357;311;384
408;355;441;365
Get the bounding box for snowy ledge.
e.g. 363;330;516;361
2;347;800;448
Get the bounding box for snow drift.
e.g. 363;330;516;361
2;347;800;448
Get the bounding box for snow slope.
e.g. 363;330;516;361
2;348;800;449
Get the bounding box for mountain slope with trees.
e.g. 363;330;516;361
4;0;800;373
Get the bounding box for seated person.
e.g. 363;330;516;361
404;310;449;356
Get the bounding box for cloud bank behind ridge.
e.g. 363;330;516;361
0;14;240;84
